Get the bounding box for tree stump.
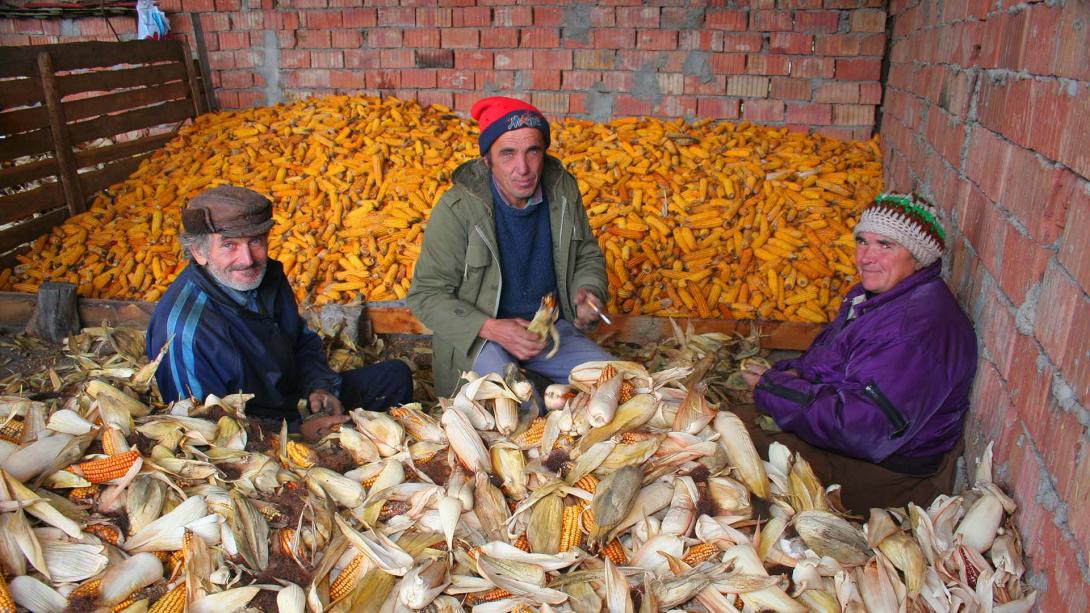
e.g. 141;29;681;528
26;282;80;343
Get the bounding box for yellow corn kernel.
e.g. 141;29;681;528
76;449;141;484
148;582;186;613
600;539;628;565
329;553;366;602
682;542;721;566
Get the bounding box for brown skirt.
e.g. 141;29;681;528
732;403;962;513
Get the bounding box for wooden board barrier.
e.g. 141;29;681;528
0;292;822;350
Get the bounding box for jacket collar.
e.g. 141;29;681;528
187;259;283;318
848;261;943;318
452;155;567;212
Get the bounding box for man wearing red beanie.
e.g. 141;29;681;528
407;96;613;398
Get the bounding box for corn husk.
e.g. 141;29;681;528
99;552;163;605
713;411;770;499
189;586;261;613
587;464;643;550
10;575;67;613
795;510;870;566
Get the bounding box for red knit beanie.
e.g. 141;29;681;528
470;96;551;155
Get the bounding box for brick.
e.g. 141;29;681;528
437;69;474;89
1021;79;1075;163
183;0;215;11
683;74;726;96
342;8;377;27
403;29;440;48
720;32;763;53
590;7;616;27
562;70;600;90
330;30;362;49
323;70;362;89
637;30;677;50
794;10;839;33
999;146;1076;244
657;73;684;95
814;81;859;103
785;102;832;125
346;49;382;68
310;50;345;68
815;34;860;56
835;57;881;80
366;69;400;89
1058;181;1090;293
574;49;615;70
1035;260;1090;404
747;54;791;75
486;28;519;48
533;7;564;27
380;49;414;68
418;89;453;109
521;28;560;48
770;77;811;100
376;7;413;26
743;98;785;122
616;7;659;28
281;49;311;69
658;95;698;118
415;7;452;27
494;6;532;26
199;12;230;32
850;9;886;32
532;49;572;70
752;10;794;31
368;29;402;48
215;0;240;9
769;32;813;54
442;28;478;49
476;70;513;90
791;57;834;78
1057;83;1090;178
697;96;741;119
705;9;748;31
1054;0;1090;81
219;69;253;88
303;11;343;28
614;95;654;116
219;31;248;50
231;12;264;30
530;92;568;115
831;104;874;125
726;75;769;97
592;28;635;49
414;48;453;69
454;50;492;70
494;49;533;70
452;7;491;27
521;69;558;90
679;30;725;52
289;68;331;88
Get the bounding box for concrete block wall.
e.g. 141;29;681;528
881;0;1090;609
1;0;886;140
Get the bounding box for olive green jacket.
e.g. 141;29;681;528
406;155;607;397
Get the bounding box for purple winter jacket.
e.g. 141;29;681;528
753;262;977;466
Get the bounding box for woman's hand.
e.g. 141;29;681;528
300;414;348;442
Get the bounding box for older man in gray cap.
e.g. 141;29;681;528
146;185;413;441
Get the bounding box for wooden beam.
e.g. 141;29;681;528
25;282;80;343
37;52;85;217
189;13;218;112
180;37;205;116
0;293;822;350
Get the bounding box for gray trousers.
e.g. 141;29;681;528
472;319;613;386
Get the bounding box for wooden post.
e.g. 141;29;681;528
37;52;86;217
180;38;206;116
26;282;81;343
189;13;218;112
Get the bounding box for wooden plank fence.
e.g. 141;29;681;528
0;39;205;269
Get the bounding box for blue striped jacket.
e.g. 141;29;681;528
145;259;340;419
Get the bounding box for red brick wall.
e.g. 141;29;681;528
881;1;1090;608
1;1;886;140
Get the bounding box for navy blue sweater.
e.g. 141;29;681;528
145;259;340;420
491;180;558;320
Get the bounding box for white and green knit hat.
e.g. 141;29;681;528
852;193;946;266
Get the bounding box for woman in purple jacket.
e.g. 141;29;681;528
741;193;977;512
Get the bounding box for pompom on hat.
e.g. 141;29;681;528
471;96;551;155
852;193;946;267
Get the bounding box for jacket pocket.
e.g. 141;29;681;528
457;238;491;301
757;381;812;405
863;382;909;439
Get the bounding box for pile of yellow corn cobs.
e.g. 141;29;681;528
0;327;1033;612
1;95;882;323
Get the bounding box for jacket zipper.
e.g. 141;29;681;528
757;381;812;404
473;225;502;316
863;383;909;439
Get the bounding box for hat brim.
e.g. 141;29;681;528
216;218;276;238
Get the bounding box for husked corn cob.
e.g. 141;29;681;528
285;440;318;469
596;364;618;386
2;95;878;324
68;578;102;601
85;522;122;545
329;553;366;602
574;474;599;494
378;500;411;521
0;419;23;443
464;587;513;605
0;573;13;613
600;539;628;565
682;542;721;566
275;528;299;557
513;417;547;447
559;504;584;552
619;431;656;444
148;583;186;613
618;380;636;404
514;533;531;552
69;484;100;504
76;449;141;483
